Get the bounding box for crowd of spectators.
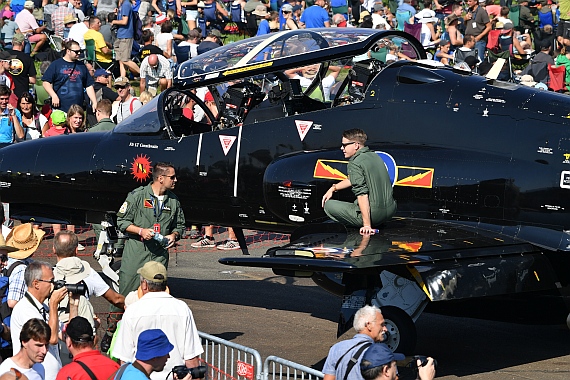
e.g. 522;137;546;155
0;0;564;147
0;224;200;380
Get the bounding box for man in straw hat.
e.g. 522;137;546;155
10;261;68;380
3;224;45;313
113;261;202;380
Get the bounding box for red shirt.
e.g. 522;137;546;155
56;350;120;380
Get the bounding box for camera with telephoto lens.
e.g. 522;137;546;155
52;280;87;296
172;365;207;379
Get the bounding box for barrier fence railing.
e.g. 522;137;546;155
199;331;263;380
198;332;324;380
263;356;324;380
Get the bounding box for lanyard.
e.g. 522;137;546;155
24;292;47;321
150;196;165;222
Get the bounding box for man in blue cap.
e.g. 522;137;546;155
114;329;174;380
360;343;436;380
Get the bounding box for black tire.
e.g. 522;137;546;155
381;306;417;355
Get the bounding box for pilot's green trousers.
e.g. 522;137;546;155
324;200;396;227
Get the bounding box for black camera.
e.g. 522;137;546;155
44;98;51;106
53;280;87;296
172;365;207;379
413;355;437;369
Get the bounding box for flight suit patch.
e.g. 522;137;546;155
119;201;128;214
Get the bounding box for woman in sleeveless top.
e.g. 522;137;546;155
17;92;47;141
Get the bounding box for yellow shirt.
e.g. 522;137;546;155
84;29;112;63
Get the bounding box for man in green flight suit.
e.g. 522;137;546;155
116;162;185;297
322;129;396;235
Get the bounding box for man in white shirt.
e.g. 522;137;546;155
10;262;67;380
53;231;125;310
371;4;391;29
113;261;203;380
139;54;173;96
0;318;51;380
112;77;143;124
68;15;90;50
178;29;201;59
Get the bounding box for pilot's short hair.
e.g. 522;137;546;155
96;99;112;117
153;162;175;181
353;305;381;332
343;129;367;145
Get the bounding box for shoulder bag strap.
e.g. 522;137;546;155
76;360;98;380
110;363;129;380
342;342;372;380
334;340;370;370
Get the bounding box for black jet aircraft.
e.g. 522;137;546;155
1;29;570;353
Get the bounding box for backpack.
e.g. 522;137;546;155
0;261;26;349
132;11;143;44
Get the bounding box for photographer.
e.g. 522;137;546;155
360;343;436;380
53;231;125;311
10;262;68;380
53;256;96;329
56;316;120;380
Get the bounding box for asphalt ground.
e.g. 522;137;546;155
31;226;570;380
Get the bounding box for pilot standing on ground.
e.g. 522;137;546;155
322;129;396;235
116;162;185;300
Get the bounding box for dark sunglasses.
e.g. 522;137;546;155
341;141;356;148
115;85;127;89
69;49;82;54
162;174;177;180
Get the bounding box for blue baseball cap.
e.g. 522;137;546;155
94;69;109;77
360;343;405;371
135;329;174;361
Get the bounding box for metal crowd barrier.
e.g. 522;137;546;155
199;331;263;380
197;332;324;380
263;356;324;380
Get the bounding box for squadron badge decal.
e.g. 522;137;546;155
131;154;152;182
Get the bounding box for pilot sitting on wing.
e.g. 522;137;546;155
322;129;397;236
284;63;341;102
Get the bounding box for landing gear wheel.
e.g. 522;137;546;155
381;306;417;355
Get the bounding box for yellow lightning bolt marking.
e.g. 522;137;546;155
396;170;430;184
137;163;146;173
318;161;347;179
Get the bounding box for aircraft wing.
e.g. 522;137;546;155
220;218;543;273
220;218;560;302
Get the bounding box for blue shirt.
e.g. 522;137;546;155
117;0;134;39
256;19;271;36
0;109;22;143
113;364;148;380
300;5;329;28
322;334;374;380
397;3;416;16
42;58;94;113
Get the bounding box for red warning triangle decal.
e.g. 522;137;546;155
219;135;237;156
295;120;313;141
